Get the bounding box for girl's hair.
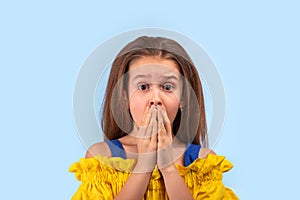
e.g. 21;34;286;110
101;36;208;147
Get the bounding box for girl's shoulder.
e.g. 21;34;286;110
85;142;111;158
85;141;216;159
198;147;216;158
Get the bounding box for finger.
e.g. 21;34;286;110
139;106;153;138
150;108;158;148
157;107;166;145
150;128;158;147
151;107;158;137
159;106;170;124
158;126;166;139
161;107;172;135
144;106;155;138
140;105;152;127
137;106;150;137
158;106;171;135
157;126;167;150
157;106;165;135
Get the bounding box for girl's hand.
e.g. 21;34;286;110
157;105;176;172
134;105;158;173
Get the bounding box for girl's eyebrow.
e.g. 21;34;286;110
132;74;151;82
161;74;179;81
131;74;179;82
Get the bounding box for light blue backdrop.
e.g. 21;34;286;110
1;1;299;199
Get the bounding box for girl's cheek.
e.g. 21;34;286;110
165;99;181;123
129;101;147;126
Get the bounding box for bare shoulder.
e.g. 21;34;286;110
85;141;111;158
198;148;216;158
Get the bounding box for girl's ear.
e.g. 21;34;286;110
122;91;129;105
179;101;183;112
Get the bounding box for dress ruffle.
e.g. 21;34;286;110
69;154;238;200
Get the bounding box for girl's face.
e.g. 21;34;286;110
128;57;182;127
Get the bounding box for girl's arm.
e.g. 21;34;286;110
115;106;158;199
157;106;194;199
160;165;194;200
160;149;216;199
86;144;155;200
114;172;151;200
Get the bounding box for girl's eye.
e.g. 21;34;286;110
162;84;174;91
138;84;150;91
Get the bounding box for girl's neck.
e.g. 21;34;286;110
119;131;186;148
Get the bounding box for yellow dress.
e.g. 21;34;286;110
69;154;239;199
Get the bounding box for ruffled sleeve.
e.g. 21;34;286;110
69;155;135;200
176;154;239;199
69;154;238;200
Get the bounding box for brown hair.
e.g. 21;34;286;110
101;36;208;147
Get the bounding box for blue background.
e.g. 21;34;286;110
1;0;299;199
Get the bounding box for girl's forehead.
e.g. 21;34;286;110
129;57;180;72
128;63;181;82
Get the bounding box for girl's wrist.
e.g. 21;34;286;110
159;163;177;175
133;158;156;174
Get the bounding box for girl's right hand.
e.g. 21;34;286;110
133;105;158;173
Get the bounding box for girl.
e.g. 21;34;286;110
69;36;239;199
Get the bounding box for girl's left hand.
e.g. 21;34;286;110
157;105;176;172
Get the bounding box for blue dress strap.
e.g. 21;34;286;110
105;139;126;159
105;140;199;165
184;144;201;167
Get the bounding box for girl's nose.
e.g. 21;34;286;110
149;101;162;106
148;88;162;106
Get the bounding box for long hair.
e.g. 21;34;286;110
101;36;208;147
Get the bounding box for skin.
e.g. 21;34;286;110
127;57;181;128
115;58;193;199
126;57;183;170
85;57;215;199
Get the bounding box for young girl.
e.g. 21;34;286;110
69;36;239;199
